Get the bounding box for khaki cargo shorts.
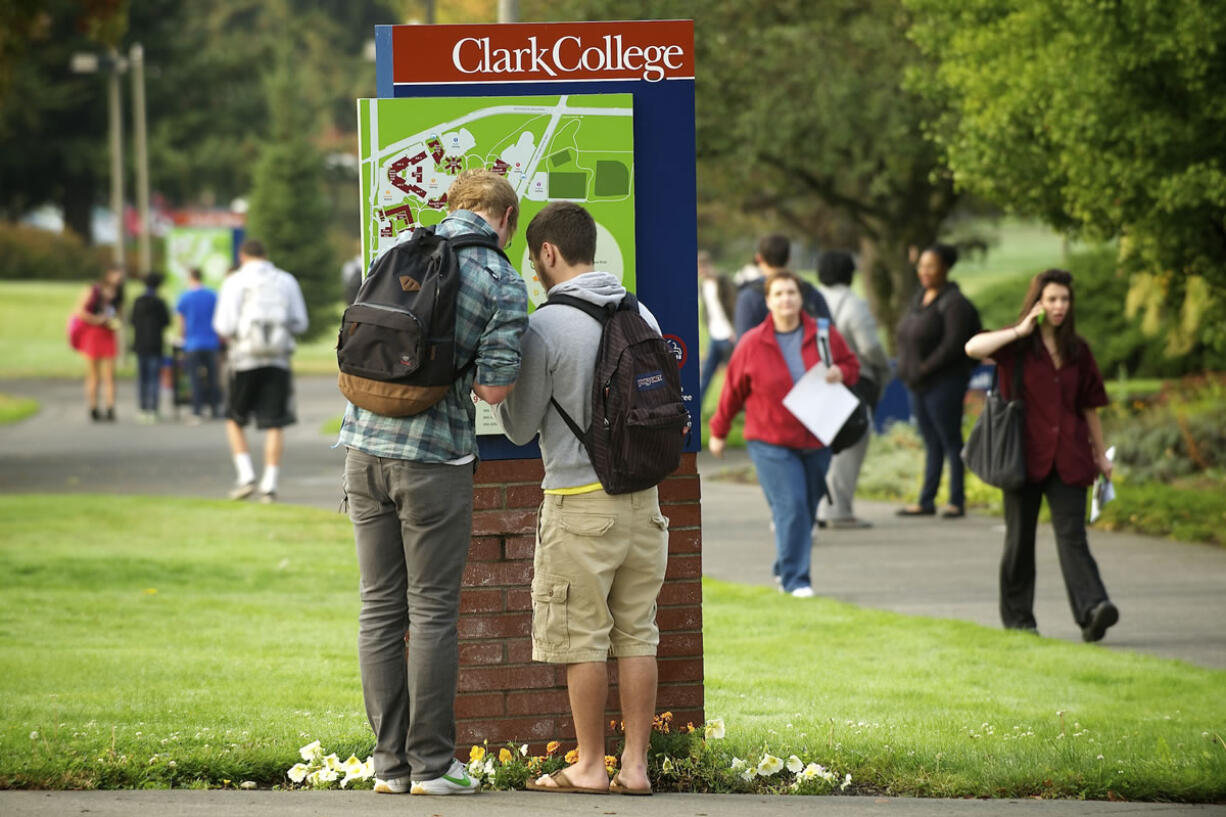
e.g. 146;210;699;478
531;487;669;664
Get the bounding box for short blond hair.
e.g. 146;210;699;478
447;170;519;234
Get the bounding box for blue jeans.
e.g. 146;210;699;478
698;337;734;405
136;354;161;412
910;372;969;511
186;348;222;417
747;440;832;592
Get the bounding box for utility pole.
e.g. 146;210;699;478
423;0;436;24
106;49;126;268
498;0;518;23
130;44;151;275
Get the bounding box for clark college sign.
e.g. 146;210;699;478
390;20;694;85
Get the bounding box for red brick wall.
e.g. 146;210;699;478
453;452;704;753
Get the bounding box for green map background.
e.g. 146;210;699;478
357;94;636;309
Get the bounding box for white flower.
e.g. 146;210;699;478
841;772;852;790
520;743;529;757
468;759;484;778
801;763;822;781
299;740;322;762
704;718;726;740
786;755;804;774
756;754;784;776
729;756;747;772
240;781;256;790
343;755;364;776
324;753;343;771
29;731;38;740
661;756;675;775
483;758;495;776
740;767;757;782
287;763;309;784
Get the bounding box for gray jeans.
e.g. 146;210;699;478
344;448;474;782
817;424;870;521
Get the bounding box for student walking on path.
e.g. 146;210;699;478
697;250;736;406
130;273;170;423
177;268;224;422
212;239;308;502
965;268;1119;642
815;251;891;529
894;244;980;519
710;270;859;597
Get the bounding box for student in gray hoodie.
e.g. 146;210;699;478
496;202;668;797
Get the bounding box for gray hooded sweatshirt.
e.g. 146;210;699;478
495;271;660;491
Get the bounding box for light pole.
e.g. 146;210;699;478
130;44;151;275
70;49;128;267
498;0;518;23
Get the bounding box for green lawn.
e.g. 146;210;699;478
0;393;39;425
0;281;341;379
1;495;1222;799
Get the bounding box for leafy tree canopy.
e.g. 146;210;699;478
906;0;1226;352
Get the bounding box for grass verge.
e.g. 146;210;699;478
1;495;1223;799
0;393;39;425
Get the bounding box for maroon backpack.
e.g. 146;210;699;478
544;292;690;494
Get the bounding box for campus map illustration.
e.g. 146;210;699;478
357;94;636;306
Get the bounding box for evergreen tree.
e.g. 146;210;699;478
246;58;338;342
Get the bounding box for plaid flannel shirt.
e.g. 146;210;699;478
337;210;528;462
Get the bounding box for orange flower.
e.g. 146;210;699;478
546;740;560;755
469;745;485;762
565;749;579;764
604;755;618;773
499;748;513;764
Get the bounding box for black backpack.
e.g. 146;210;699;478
543;292;691;495
336;226;507;416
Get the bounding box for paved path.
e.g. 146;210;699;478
2;789;1223;816
4;375;1224;668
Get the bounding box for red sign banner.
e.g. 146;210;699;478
391;20;694;85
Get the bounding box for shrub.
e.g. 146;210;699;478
0;223;107;282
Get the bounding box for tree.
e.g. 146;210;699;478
906;0;1226;355
246;54;338;342
525;0;962;336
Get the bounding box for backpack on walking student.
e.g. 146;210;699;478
237;266;293;359
336;226;506;417
543;292;691;495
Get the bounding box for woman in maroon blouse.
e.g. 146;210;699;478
964;269;1118;642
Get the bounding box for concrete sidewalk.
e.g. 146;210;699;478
2;789;1222;816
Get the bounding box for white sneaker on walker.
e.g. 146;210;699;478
790;586;816;598
373;776;410;794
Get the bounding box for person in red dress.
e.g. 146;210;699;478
965;269;1118;642
73;264;126;422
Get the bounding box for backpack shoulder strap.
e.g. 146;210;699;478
444;231;510;264
816;317;833;367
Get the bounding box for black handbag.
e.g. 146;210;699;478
962;351;1026;490
817;319;870;455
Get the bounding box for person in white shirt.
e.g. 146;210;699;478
697;250;736;405
212;239;308;502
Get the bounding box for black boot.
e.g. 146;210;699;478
90;407;101;422
105;407;116;422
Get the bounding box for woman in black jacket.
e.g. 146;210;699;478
894;244;980;518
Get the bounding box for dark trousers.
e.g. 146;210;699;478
136;354;161;412
911;372;968;510
1000;471;1110;629
186;348;222;417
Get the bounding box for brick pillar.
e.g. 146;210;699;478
454;453;704;753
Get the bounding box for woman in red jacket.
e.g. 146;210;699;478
709;271;859;597
965;268;1118;641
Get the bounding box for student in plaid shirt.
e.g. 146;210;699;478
338;170;528;796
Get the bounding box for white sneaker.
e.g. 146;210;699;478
228;481;255;501
258;490;276;505
410;758;479;795
373;776;410;794
790;586;816;598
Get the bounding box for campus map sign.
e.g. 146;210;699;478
357;93;636;307
372;20;697;459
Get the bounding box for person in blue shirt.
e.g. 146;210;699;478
176;268;222;423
